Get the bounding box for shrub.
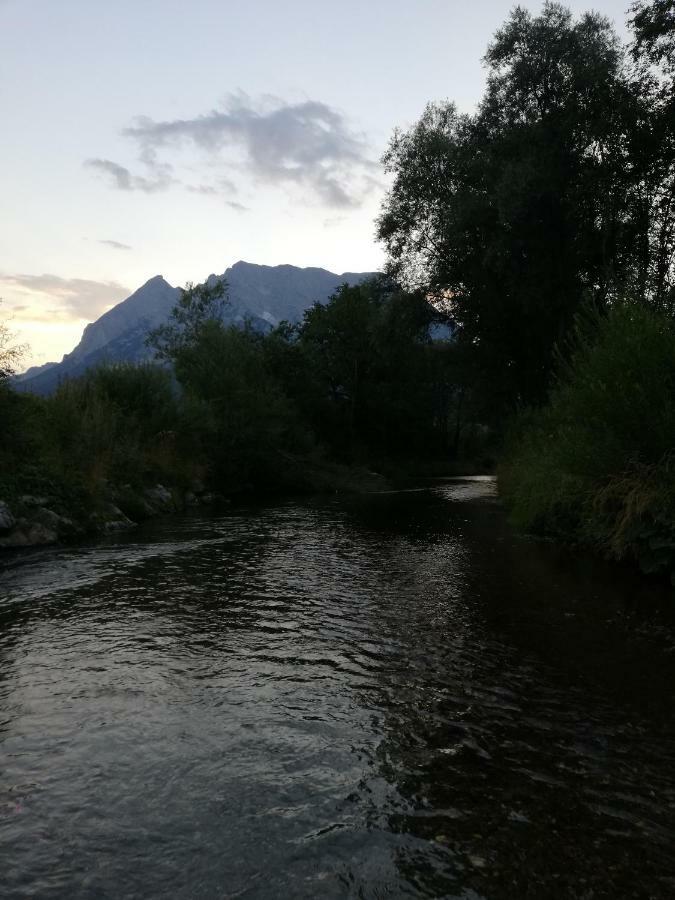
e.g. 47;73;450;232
43;364;186;495
500;303;675;579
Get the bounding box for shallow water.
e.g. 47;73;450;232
1;478;674;899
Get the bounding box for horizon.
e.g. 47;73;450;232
2;0;631;368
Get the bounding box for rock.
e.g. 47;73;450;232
90;504;136;534
143;484;174;510
0;503;80;548
0;501;16;533
101;519;134;534
103;504;135;532
200;492;229;505
184;491;199;506
0;522;58;548
113;487;156;520
19;495;49;508
508;810;530;824
190;478;206;495
33;507;79;539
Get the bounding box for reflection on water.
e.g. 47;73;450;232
1;479;674;898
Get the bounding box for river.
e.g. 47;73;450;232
1;478;674;898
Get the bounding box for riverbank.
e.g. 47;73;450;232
0;454;391;550
0;482;218;549
499;305;675;589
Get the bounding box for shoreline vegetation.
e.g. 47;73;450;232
500;305;675;583
3;2;675;587
0;278;493;550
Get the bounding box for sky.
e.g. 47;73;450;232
1;0;632;368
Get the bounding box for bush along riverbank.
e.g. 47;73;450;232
0;285;447;549
499;304;675;584
372;5;675;587
0;460;389;550
0;276;491;551
0;361;224;549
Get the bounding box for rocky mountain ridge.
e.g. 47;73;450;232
16;262;374;395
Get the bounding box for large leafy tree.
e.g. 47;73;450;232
0;306;33;463
291;278;459;460
0;305;26;381
629;1;675;311
631;0;675;74
148;279;300;486
378;3;642;409
147;279;228;364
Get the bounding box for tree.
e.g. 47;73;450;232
629;1;675;311
378;3;642;410
0;305;33;464
631;0;675;75
298;281;381;455
168;320;299;484
291;278;459;460
147;279;228;363
0;304;27;380
147;279;303;486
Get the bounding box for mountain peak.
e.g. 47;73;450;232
16;262;374;395
135;274;172;291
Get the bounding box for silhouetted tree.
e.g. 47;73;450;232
147;279;228;363
0;304;26;380
378;3;647;409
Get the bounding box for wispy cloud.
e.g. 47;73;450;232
187;176;238;196
84;157;172;193
323;215;347;229
0;274;129;320
186;184;218;196
99;239;132;251
87;94;379;208
226;200;249;213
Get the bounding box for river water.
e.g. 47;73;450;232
1;478;674;899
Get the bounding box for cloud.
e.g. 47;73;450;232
84;157;172;193
187;176;238;196
99;239;132;250
89;94;379;207
186;183;247;211
226;201;249;213
0;274;129;320
186;184;218;196
323;215;347;229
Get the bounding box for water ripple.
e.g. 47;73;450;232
1;482;674;898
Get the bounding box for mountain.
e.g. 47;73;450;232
15;274;180;396
16;262;374;395
216;261;375;328
13;361;58;384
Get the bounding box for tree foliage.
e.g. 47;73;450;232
631;0;675;75
0;305;26;381
147;279;228;362
501;303;675;577
378;2;675;409
628;1;675;313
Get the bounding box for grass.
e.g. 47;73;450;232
499;302;675;582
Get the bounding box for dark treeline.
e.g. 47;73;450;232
378;0;675;413
144;275;478;487
2;1;675;578
376;0;675;580
0;277;476;528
